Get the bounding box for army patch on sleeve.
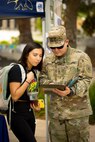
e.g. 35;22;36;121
84;64;92;77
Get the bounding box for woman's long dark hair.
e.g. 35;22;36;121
18;42;44;71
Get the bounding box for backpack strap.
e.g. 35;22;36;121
11;63;26;83
18;64;26;83
9;64;26;129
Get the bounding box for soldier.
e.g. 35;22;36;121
39;25;93;142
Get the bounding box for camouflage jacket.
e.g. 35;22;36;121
39;47;93;120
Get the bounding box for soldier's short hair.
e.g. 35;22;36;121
48;25;67;48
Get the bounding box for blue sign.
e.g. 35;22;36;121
0;0;45;18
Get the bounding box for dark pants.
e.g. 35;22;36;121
7;109;37;142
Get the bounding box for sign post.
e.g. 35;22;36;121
54;0;62;26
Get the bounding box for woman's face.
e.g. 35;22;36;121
27;48;43;69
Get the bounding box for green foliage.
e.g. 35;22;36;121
35;87;51;119
35;87;45;119
38;87;44;99
82;14;95;36
89;80;95;112
35;18;42;32
78;12;86;18
0;36;19;46
78;1;89;14
0;40;10;45
34;40;42;45
11;37;19;44
89;115;95;125
89;80;95;124
35;108;45;119
79;2;95;36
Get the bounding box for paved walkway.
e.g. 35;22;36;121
90;125;95;142
8;119;95;142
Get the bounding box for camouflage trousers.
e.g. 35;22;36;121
49;116;90;142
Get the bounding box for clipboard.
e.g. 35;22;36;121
40;84;65;93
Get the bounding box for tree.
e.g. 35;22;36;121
63;0;81;48
81;3;95;36
16;18;34;44
78;1;95;68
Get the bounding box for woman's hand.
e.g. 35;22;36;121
30;100;41;111
52;86;71;97
26;71;34;83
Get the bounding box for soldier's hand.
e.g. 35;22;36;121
52;86;71;97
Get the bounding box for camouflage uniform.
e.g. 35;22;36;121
39;26;93;142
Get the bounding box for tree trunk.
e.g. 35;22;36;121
16;18;34;44
64;0;81;48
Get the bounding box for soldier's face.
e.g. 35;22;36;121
50;42;68;57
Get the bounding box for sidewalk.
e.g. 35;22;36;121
90;125;95;142
8;119;95;142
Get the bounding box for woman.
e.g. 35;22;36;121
7;42;44;142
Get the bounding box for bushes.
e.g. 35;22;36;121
35;87;50;119
89;79;95;124
35;87;45;119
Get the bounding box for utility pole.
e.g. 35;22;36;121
54;0;62;26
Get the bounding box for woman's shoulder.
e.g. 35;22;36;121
8;64;24;77
8;63;26;82
10;64;21;72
